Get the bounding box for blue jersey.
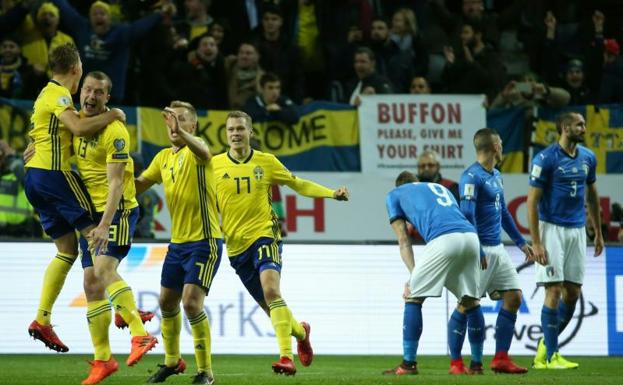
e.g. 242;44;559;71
529;143;596;228
386;182;475;243
459;162;526;247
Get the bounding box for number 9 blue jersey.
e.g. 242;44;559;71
529;143;597;228
386;182;476;243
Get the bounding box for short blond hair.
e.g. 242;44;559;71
226;110;253;128
170;100;197;121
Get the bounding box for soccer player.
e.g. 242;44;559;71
459;128;533;374
211;111;349;375
24;43;124;352
384;171;485;376
528;112;604;369
136;101;222;385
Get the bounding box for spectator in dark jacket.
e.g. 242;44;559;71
0;36;46;99
243;72;298;125
561;59;595;106
345;47;393;106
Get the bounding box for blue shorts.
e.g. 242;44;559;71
80;207;139;268
24;168;95;239
228;237;282;304
161;238;223;293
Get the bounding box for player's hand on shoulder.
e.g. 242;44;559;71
333;186;349;201
23;142;35;163
111;108;126;123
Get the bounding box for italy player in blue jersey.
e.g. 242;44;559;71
384;171;485;376
460;128;534;374
528;112;604;369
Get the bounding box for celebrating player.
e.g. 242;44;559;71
136;101;222;385
384;171;485;376
528;112;604;369
211;111;349;375
24;43;124;353
459;128;533;374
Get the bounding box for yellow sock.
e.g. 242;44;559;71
106;280;146;337
269;298;293;359
161;308;182;367
36;252;76;325
189;311;211;372
86;299;112;361
289;308;305;341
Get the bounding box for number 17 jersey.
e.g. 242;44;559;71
529;143;596;228
386;182;475;243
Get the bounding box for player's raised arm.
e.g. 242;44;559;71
162;107;210;161
527;186;546;265
59;107;125;137
271;155;349;200
586;183;604;256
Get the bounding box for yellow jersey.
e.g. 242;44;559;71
142;144;222;243
73;119;137;212
212;150;334;256
26;80;75;171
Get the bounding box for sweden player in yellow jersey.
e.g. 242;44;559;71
212;111;349;375
24;43;125;353
136;101;222;385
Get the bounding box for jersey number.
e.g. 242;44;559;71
235;177;251;194
570;181;577;197
428;184;453;207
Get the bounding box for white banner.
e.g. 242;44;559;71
358;94;486;176
0;243;615;356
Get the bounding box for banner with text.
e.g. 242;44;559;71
358;94;486;177
0;243;620;355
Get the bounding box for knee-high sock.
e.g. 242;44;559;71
403;303;423;364
448;309;467;360
161;308;182;367
558;301;576;335
541;305;559;360
269;298;293;359
86;299;112;361
466;306;485;364
495;308;517;354
36;253;76;325
106;280;146;337
289;308;305;341
189;311;211;373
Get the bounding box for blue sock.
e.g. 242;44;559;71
403;303;422;364
448;309;467;360
466;306;485;364
558;301;576;335
495;308;517;354
541;306;559;361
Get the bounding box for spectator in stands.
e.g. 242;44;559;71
173;33;227;110
409;76;431;94
562;59;594;105
210;19;235;56
225;42;264;109
416;149;459;202
441;20;505;101
599;38;623;103
130;152;158;239
52;0;175;103
175;0;214;43
490;71;570;109
243;72;298;125
252;4;304;103
20;2;74;79
389;8;428;80
0;0;34;38
0;140;39;237
211;0;262;51
345;47;393;107
0;36;46;99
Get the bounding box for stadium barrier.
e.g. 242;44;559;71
1;242;621;356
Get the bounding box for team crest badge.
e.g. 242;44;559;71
113;138;125;151
582;163;589;175
58;96;70;106
253;166;264;181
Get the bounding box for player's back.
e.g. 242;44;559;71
26;81;74;171
386;182;475;243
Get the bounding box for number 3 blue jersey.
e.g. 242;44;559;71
386;182;476;243
529;143;597;228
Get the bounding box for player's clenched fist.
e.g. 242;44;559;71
333;187;349;201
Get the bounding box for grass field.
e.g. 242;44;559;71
1;355;622;385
